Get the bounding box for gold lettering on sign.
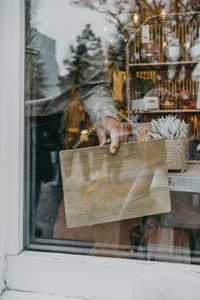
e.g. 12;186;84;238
83;177;108;210
83;177;131;212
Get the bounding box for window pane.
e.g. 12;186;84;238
25;0;200;264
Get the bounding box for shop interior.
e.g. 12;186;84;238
25;0;200;264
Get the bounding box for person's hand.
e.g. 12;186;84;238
96;117;129;154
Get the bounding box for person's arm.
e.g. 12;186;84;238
79;80;129;154
81;82;118;124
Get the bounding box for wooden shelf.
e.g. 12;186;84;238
169;164;200;193
130;109;200;114
129;61;199;71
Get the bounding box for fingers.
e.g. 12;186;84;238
96;126;107;146
109;127;119;154
109;124;129;154
99;117;131;154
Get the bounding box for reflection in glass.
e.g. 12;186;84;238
25;0;200;264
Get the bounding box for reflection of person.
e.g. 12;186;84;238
25;2;128;237
25;5;128;155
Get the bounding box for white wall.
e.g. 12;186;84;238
0;0;24;293
0;0;9;293
0;180;6;293
0;182;6;293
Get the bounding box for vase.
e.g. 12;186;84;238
163;39;185;62
177;88;193;109
190;38;200;61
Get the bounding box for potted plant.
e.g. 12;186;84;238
150;115;188;172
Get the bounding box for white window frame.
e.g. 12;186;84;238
1;0;200;299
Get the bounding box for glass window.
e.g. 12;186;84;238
25;0;200;264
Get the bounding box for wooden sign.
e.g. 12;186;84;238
60;140;171;228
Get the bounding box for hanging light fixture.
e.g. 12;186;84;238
162;41;167;48
161;8;166;18
185;41;190;49
133;13;139;24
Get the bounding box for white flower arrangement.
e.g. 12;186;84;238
150;115;188;140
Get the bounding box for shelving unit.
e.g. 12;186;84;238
125;11;200;265
132;109;200;114
129;61;199;71
126;11;200;162
126;12;200;116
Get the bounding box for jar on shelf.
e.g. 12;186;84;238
160;91;176;110
177;88;193;109
141;41;159;63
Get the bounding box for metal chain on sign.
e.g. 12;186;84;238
72;106;134;149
